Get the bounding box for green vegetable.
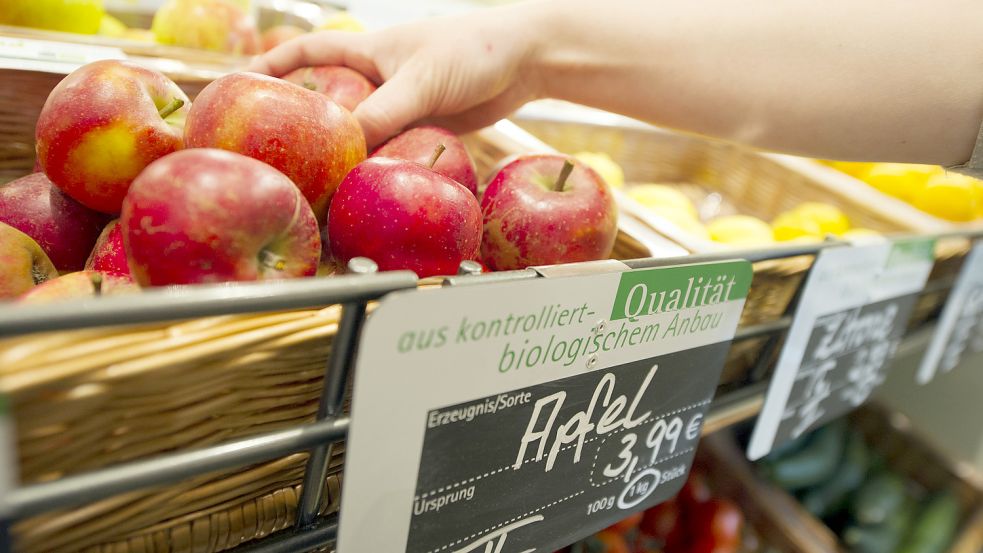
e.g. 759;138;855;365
843;500;914;553
897;491;961;553
851;471;907;526
763;420;847;491
801;429;869;518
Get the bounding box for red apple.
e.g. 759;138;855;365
261;25;305;52
0;222;58;299
152;0;260;55
328;148;482;277
19;271;136;303
281;65;376;112
185;72;366;220
85;219;130;277
481;154;618;270
122;148;320;286
371;126;478;195
0;172;111;271
36;59;190;214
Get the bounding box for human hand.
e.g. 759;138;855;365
248;7;544;147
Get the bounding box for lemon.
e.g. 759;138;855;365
707;215;775;246
860;163;941;202
646;207;710;240
911;172;982;222
0;0;105;34
791;202;850;235
842;228;885;244
97;13;127;37
824;160;876;178
574;151;624;188
319;11;365;32
627;184;698;218
772;211;824;241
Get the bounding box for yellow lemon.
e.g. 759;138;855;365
574;151;624;188
627;184;698;218
707;215;775;246
911;172;982;222
97;13;127;37
772;211;824;241
791;202;850;235
319;11;365;32
646;207;710;240
823;160;876;178
0;0;105;34
860;163;941;202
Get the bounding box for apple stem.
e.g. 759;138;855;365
554;159;575;192
427;144;447;169
157;98;185;119
302;82;317;91
91;273;103;297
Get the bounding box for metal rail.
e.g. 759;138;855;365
0;233;978;553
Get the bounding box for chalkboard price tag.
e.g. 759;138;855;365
339;260;752;552
917;242;983;384
747;239;935;460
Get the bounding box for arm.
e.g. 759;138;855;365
251;0;983;166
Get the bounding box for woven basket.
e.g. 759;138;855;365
514;112;968;384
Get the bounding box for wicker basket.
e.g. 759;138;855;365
0;114;658;551
513;111;969;384
701;405;983;553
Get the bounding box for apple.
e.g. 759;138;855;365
481;154;618;270
36;60;190;214
261;25;305;52
371;126;478;195
152;0;260;55
328;147;482;277
122;148;320;286
0;222;58;299
85;219;130;277
0;173;111;271
0;0;105;35
19;271;136;303
282;65;376;112
185;72;366;221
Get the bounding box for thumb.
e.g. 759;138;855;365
353;66;432;148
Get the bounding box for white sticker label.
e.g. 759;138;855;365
917;243;983;384
747;240;935;460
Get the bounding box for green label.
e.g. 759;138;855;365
887;238;935;268
610;261;753;321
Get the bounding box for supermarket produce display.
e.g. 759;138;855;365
1;2;983;553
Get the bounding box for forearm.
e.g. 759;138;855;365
521;0;983;165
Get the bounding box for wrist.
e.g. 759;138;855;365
510;0;565;100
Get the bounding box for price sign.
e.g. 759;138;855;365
339;260;752;553
747;239;935;460
0;36;126;74
917;243;983;384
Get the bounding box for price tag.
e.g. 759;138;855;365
917;242;983;384
747;239;935;460
0;394;16;518
0;36;126;74
339;260;752;553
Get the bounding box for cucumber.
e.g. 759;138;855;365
843;500;913;553
801;430;869;518
763;420;847;491
851;471;907;526
896;491;961;553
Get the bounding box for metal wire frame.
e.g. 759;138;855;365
0;232;978;553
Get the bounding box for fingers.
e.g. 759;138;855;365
248;32;379;81
425;87;533;135
353;66;432;147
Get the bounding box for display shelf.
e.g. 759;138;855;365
0;232;980;553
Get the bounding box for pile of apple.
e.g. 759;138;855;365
0;59;618;303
